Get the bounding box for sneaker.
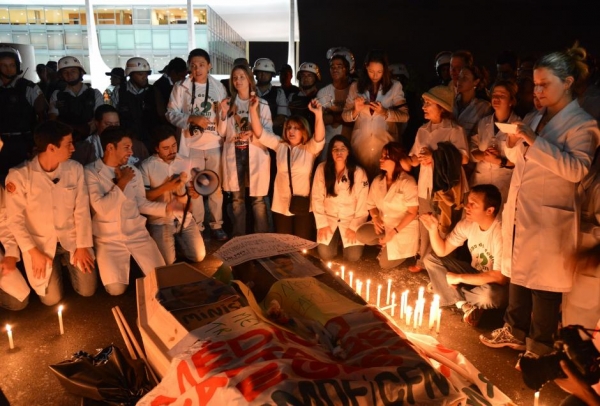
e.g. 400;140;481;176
211;228;229;242
479;326;526;351
461;303;484;327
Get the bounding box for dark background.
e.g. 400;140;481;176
250;0;600;92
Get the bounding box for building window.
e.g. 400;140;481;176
47;32;64;50
8;8;26;25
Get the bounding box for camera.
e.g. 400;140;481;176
189;123;204;137
519;325;600;391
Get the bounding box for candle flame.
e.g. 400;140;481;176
58;305;64;313
6;324;11;332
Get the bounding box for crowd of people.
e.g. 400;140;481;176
1;42;600;404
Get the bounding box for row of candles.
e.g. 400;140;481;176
5;304;64;349
327;262;443;333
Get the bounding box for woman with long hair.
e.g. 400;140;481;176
454;65;492;137
312;135;369;262
249;98;325;240
480;45;600;359
356;142;419;269
342;49;409;179
470;80;521;203
217;64;272;236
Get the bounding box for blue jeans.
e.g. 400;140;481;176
317;228;363;262
189;147;224;231
0;287;29;311
424;252;508;309
148;220;206;265
231;191;269;236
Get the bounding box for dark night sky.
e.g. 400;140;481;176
250;0;600;92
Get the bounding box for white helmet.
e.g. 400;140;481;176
297;62;321;81
125;57;152;76
389;63;409;79
327;47;355;74
0;46;22;73
58;56;86;74
435;51;452;70
253;58;276;74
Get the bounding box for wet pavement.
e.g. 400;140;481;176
0;241;567;405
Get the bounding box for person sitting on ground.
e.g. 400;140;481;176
421;184;508;327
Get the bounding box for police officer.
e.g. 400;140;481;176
49;56;103;143
111;57;156;151
0;46;48;183
253;58;289;136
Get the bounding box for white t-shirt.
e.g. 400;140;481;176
446;218;502;272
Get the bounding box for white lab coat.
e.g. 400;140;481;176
501;100;600;292
219;98;272;196
85;159;166;286
166;76;228;155
311;163;369;247
367;172;419;260
470;112;521;202
454;96;492;137
257;130;324;216
342;81;408;178
0;186;29;301
6;158;93;295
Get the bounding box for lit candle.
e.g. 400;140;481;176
349;271;353;289
405;306;412;327
6;324;14;350
533;391;539;406
58;305;64;335
327;262;332;269
386;279;392;305
429;301;437;329
413;301;419;329
418;298;425;327
400;290;408;319
335;271;339;277
366;279;371;302
391;292;396;316
341;266;345;281
302;249;307;254
436;308;442;334
376;284;382;307
356;279;362;296
418;286;424;301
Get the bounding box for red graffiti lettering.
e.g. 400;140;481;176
227;329;273;358
194;376;228;405
150;394;178;406
236;362;288;402
190;341;232;378
286;347;340;379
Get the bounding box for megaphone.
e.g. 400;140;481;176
191;168;220;196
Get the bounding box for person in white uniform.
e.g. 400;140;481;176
312;135;369;262
406;85;469;272
140;126;206;265
357;142;419;269
166;48;229;241
249;97;325;241
454;65;492;138
470;80;521;203
6;120;97;306
422;184;508;328
480;45;600;357
342;49;409;180
218;64;272;236
0;185;30;311
85;127;180;295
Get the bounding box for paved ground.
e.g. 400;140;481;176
0;241;568;405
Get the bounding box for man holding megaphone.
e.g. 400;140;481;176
140;126;206;265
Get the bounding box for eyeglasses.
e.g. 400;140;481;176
332;148;348;154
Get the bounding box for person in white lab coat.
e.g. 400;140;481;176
406;85;469;272
454;65;492;137
217;64;272;236
480;45;600;357
6;121;97;306
0;185;30;310
312;135;369;262
139;126;206;265
85;127;180;296
470;80;521;203
249;97;325;241
357;142;419;269
342;50;409;180
166;48;229;241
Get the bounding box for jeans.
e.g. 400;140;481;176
231;191;269;236
42;245;98;306
317;228;363;262
189;147;224;231
0;288;29;311
504;282;562;355
418;197;433;265
148;220;206;265
356;222;407;269
424;252;509;309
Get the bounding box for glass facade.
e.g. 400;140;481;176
0;4;245;75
